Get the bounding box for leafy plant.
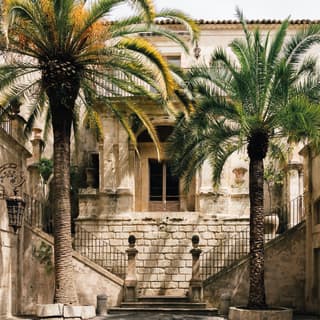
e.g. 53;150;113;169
38;158;53;183
32;241;53;274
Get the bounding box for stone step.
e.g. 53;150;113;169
138;296;189;303
108;307;218;316
121;302;207;309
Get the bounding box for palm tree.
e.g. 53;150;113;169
168;11;320;309
1;0;198;304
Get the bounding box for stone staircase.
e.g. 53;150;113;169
108;296;218;315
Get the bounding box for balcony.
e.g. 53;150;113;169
0;117;12;136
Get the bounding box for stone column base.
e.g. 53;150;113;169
189;280;203;302
125;280;137;302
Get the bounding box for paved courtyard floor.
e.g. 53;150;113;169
94;312;320;320
95;314;225;320
2;312;320;320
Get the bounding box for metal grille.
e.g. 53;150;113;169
201;228;250;280
23;193;54;234
24;193;43;228
96;71;149;97
74;225;127;279
0;118;12;135
201;194;305;281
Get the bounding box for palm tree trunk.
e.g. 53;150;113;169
51;104;78;305
247;157;267;309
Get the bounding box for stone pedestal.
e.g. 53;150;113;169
189;235;203;302
96;294;108;316
189;280;202;302
125;235;138;302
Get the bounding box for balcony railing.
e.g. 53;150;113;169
96;71;151;98
24;193;54;234
0;118;12;136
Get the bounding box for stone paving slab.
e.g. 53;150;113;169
1;312;319;320
94;313;320;320
95;314;225;320
293;315;320;320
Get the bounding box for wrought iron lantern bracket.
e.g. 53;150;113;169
0;163;26;233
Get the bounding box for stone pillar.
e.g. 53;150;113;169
125;235;138;302
189;235;202;302
28;128;44;200
31;128;43;163
11;115;25;144
116;122;133;212
102;115;116;192
287;162;303;225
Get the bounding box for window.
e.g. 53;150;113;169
149;159;179;211
165;55;181;67
86;152;99;188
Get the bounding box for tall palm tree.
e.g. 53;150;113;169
0;0;198;304
168;11;320;309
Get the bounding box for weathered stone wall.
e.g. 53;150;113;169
0;227;17;317
76;212;249;296
203;222;306;312
20;226;123;315
20;226;55;315
300;146;320;315
0;122;31;317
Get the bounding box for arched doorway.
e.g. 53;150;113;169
135;125;195;212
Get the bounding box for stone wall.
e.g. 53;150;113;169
203;222;306;312
20;226;55;315
0;121;31;317
20;226;124;315
76;212;249;296
0;227;17;317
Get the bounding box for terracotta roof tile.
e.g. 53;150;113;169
154;19;320;25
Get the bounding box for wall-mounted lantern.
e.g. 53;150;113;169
0;163;26;233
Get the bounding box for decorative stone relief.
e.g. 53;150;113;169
232;167;247;187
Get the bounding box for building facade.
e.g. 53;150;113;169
0;19;317;316
75;20;307;298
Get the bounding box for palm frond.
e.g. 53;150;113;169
156;8;199;44
118;37;175;97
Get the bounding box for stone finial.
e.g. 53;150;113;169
191;234;200;248
125;234;138;302
189;234;202;302
128;234;136;248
